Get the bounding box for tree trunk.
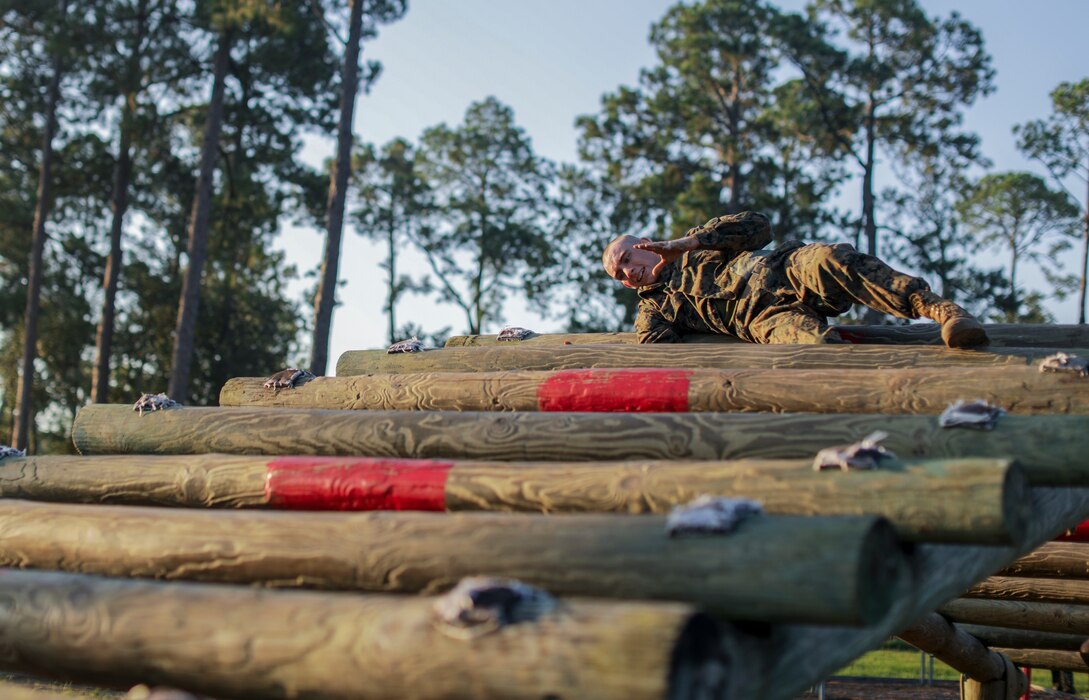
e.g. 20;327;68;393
12;46;64;452
386;209;396;344
166;33;231;402
310;0;365;376
91;100;135;404
1079;167;1088;324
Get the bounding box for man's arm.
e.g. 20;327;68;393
686;211;771;253
635;298;682;343
633;211;772;265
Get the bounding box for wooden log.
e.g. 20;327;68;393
444;323;1089;348
71;405;1089;486
997;542;1089;578
940;598;1089;636
0;454;1025;544
965;576;1089;605
221;365;1089;415
990;648;1089;673
336;343;1066;375
897;612;1009;682
0;499;907;624
0;682;115;700
730;487;1089;699
955;624;1088;651
0;568;724;700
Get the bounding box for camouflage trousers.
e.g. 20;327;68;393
739;243;930;344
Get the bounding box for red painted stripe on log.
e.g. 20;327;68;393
834;327;864;344
536;369;692;412
265;457;452;511
1057;519;1089;542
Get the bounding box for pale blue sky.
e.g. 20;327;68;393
281;0;1089;363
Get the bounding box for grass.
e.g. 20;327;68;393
836;640;1089;695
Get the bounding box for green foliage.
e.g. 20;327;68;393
415;97;557;335
796;0;994;254
352;137;432;344
957;171;1080;322
577;0;843;244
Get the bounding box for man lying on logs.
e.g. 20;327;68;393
602;211;988;348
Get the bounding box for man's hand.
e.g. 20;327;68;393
634;237;699;279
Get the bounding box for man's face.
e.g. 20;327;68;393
603;236;663;289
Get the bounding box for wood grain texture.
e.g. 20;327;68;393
0;455;1023;544
336;344;1065;375
444;324;1089;348
221;366;1089;415
0;683;114;700
940;598;1089;636
965;576;1089;604
956;624;1089;651
445;458;1027;544
990;648;1089;673
0;453;267;507
0;568;714;700
897;612;1007;681
732;487;1089;699
0;499;906;625
71;405;1089;486
997;542;1089;578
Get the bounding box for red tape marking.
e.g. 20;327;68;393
265;457;452;511
537;368;691;412
1057;519;1089;542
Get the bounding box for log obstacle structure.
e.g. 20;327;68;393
0;568;725;700
336;342;1069;375
12;326;1089;698
221;365;1089;415
444;322;1089;348
71;405;1089;485
0;453;1028;543
0;498;907;624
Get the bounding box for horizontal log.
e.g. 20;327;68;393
956;624;1088;651
221;365;1089;415
898;612;1007;681
0;568;720;700
997;542;1089;578
0;454;1025;544
0;682;111;700
0;499;907;624
336;344;1065;375
940;598;1089;636
445;324;1089;349
71;405;1089;486
991;648;1089;673
965;576;1089;605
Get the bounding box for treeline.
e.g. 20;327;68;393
0;0;1087;453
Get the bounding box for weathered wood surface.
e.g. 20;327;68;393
71;405;1089;486
221;365;1089;415
445;324;1089;348
336;343;1066;375
941;598;1089;636
0;568;719;700
965;576;1089;605
0;454;1025;544
0;683;116;700
898;612;1009;682
0;499;906;624
991;648;1089;673
734;487;1089;699
997;542;1089;578
956;624;1088;651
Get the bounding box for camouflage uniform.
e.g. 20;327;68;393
634;211;931;344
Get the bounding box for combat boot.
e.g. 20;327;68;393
908;290;989;348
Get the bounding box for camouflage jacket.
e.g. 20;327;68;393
634;211;789;343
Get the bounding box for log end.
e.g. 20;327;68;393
857;517;913;626
667;613;728;700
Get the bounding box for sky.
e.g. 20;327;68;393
278;0;1089;367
